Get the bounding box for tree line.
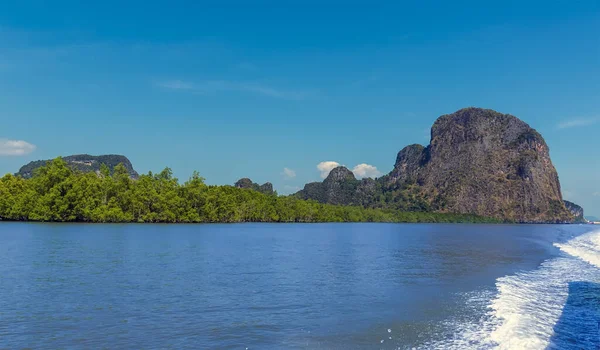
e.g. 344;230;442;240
0;158;500;223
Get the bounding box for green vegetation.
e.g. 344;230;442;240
0;157;501;224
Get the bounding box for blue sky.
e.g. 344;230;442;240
0;1;599;215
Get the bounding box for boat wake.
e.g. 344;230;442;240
419;229;600;350
555;229;600;269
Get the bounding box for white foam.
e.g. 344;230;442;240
417;229;600;350
487;257;596;349
554;229;600;268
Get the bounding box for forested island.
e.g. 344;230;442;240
294;108;580;223
3;108;586;224
0;157;498;224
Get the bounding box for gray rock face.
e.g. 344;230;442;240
355;178;380;206
388;144;428;186
17;154;139;179
234;178;254;189
417;107;570;222
563;200;584;222
259;182;274;194
325;167;355;182
295;107;575;223
321;167;359;205
296;166;360;205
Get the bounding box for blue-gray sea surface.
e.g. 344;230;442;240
0;223;598;349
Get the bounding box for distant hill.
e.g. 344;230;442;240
234;178;275;195
17;154;139;179
295;107;575;223
564;200;585;223
585;216;599;222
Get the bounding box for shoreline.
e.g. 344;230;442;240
0;219;584;225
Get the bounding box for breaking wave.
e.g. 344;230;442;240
555;229;600;269
421;229;600;350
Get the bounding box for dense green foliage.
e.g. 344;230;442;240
0;158;501;224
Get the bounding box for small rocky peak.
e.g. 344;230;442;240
324;166;356;183
564;200;584;221
16;154;139;179
234;178;274;195
259;182;274;194
234;178;254;189
395;144;426;169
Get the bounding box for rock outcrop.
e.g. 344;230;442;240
234;178;275;195
295;107;575;223
17;154;139;179
563;200;585;222
296;167;383;207
297;167;356;205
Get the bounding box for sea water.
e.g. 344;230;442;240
0;223;597;349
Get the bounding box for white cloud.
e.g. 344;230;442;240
317;161;341;178
156;79;309;100
317;161;382;179
352;163;381;179
557;117;599;129
0;139;36;156
281;167;296;179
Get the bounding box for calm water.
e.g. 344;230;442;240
0;223;598;349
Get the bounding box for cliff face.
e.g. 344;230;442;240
295;107;574;223
17;154;139;179
417;108;569;222
296;167;362;205
563;200;585;222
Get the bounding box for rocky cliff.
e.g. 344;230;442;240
17;154;139;179
295;107;575;223
563;200;585;222
234;178;275;195
296;167;383;207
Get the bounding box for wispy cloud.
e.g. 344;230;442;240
557;117;599;129
593;192;600;197
0;139;36;156
155;79;310;100
281;167;296;179
0;27;228;72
